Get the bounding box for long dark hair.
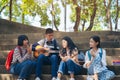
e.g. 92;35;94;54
61;36;77;55
18;35;29;46
90;35;101;48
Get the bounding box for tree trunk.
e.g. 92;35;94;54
115;0;119;30
61;0;67;31
104;0;112;31
53;16;59;31
51;2;59;31
72;0;81;32
86;0;97;31
9;0;13;21
82;20;86;31
22;13;24;24
64;2;67;32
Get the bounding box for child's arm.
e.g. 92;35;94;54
83;50;95;68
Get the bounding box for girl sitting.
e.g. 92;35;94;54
83;35;115;80
56;36;82;80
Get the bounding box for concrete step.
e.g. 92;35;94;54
1;18;120;35
0;32;120;42
0;41;120;50
1;48;120;58
0;65;87;74
0;19;46;34
0;56;120;65
0;65;53;74
80;48;120;56
0;63;120;75
0;31;120;39
76;41;120;49
0;33;44;40
0;74;120;80
0;35;120;45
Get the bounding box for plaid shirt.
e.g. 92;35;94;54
12;46;32;64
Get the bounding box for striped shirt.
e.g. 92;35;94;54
12;46;32;64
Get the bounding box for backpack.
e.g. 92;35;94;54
88;48;103;61
78;51;85;61
5;46;22;71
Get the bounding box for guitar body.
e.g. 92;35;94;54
33;50;46;58
33;51;39;58
33;45;59;58
33;45;47;58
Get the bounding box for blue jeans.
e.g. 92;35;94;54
58;59;82;75
36;54;58;78
10;60;36;79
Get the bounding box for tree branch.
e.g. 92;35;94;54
0;3;9;14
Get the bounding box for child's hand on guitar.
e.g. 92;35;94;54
44;47;50;51
35;45;44;52
44;47;51;56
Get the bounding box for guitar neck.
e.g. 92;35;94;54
49;50;59;53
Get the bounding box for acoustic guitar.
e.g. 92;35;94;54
33;45;59;58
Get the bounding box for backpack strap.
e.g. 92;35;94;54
17;46;22;57
88;48;103;61
42;39;46;47
53;39;57;50
99;48;103;58
88;50;91;61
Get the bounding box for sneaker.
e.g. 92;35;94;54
69;78;75;80
52;77;56;80
35;77;41;80
56;77;60;80
17;79;26;80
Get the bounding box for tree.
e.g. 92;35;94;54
115;0;119;30
0;2;9;14
86;0;97;31
72;0;81;32
9;0;13;21
51;1;59;31
61;0;67;32
0;0;120;32
104;0;112;31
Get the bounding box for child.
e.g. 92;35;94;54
56;36;82;80
83;35;115;80
32;28;60;80
10;35;36;80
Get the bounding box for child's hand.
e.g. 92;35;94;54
86;61;92;68
27;44;32;54
44;47;50;51
93;73;98;80
62;56;70;62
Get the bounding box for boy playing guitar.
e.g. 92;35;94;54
32;28;60;80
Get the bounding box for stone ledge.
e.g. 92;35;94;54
0;65;120;75
0;74;120;80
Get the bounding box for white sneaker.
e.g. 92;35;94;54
17;79;26;80
56;77;60;80
52;77;56;80
69;78;75;80
35;77;41;80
